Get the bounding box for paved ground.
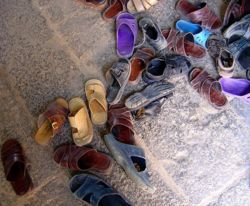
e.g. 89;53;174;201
0;0;250;205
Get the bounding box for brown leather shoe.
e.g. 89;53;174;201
53;144;114;175
1;139;33;196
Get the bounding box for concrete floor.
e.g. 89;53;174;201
0;0;250;205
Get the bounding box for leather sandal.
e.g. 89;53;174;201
108;104;135;145
106;59;131;105
162;28;206;58
54;144;114;175
189;67;228;108
102;0;128;20
68;97;93;146
69;174;132;206
129;48;155;85
35;98;69;146
125;81;175;111
1;139;33;195
85;79;108;125
176;0;222;30
77;0;108;11
223;0;250;30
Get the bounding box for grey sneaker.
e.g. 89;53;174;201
139;17;167;51
224;14;250;43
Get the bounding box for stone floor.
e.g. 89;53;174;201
0;0;250;205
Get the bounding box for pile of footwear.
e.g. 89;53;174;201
1;0;250;205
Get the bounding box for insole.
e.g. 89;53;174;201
145;25;158;40
90;100;105;122
178;21;202;34
222;80;250;95
118;24;134;56
130;59;145;81
107;78;120;102
100;194;130;206
78;151;98;170
112;125;134;145
7;162;25;181
148;60;166;76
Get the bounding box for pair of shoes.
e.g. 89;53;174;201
35;79;107;146
224;14;250;80
104;104;155;192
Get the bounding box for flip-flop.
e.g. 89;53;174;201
125;81;175;111
35;98;69;146
69;174;132;206
85;79;108;125
108;104;135;145
54;144;114;175
102;0;128;20
176;0;222;30
219;78;250;104
104;133;155;193
189;67;228;108
116;12;138;58
176;20;212;48
217;48;235;78
68;97;93;146
106;59;131;105
162;28;206;58
223;0;250;30
129;48;155;85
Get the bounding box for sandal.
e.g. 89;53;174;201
69;174;132;206
1;139;33;195
217;48;235;78
125;81;175;111
139;17;167;51
228;37;250;80
142;54;191;83
162;28;206;58
68;97;93;146
108;104;135;145
223;0;250;30
129;48;155;85
116;12;138;58
189;67;228;108
35;98;69;146
102;0;128;20
85;79;108;125
54;144;114;175
176;0;222;30
219;78;250;104
106;59;131;105
104;133;155;193
127;0;158;13
77;0;108;10
176;20;212;48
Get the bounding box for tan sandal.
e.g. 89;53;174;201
127;0;158;13
85;79;108;125
68;97;93;146
35;98;69;146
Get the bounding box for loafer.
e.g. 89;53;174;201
224;14;250;44
1;139;33;195
142;54;191;83
139;17;167;51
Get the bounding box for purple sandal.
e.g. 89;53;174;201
116;12;138;58
219;77;250;104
